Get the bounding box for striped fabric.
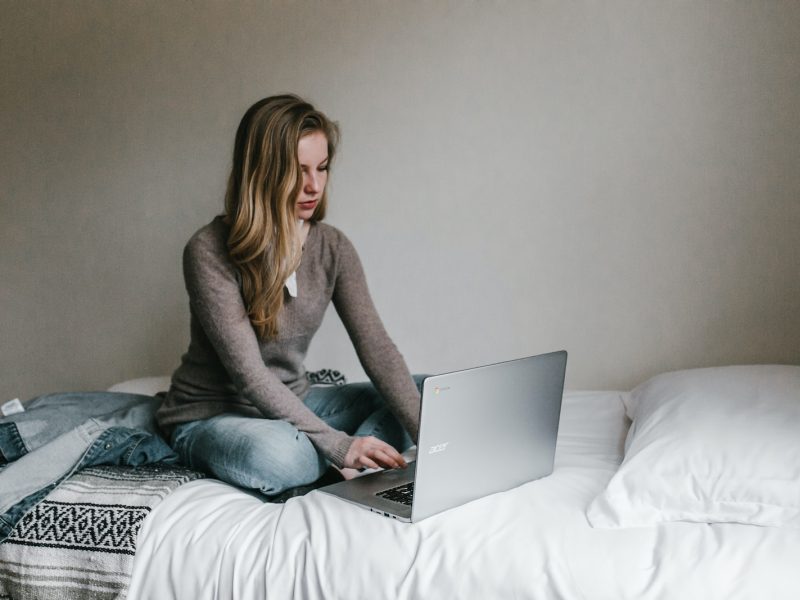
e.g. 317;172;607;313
0;464;203;600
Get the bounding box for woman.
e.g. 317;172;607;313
156;94;422;497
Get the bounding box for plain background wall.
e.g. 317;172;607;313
2;1;799;402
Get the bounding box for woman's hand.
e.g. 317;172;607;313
343;436;407;471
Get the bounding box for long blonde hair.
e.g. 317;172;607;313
223;94;339;340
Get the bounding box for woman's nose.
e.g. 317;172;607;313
305;172;320;192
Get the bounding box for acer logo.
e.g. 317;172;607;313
428;442;449;454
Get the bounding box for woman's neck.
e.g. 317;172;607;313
299;219;311;248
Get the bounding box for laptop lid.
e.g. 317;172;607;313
411;350;566;521
318;350;567;522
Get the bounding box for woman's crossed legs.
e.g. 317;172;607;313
170;376;424;496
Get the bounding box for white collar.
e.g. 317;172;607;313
285;219;304;298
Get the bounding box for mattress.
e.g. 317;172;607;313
127;390;800;599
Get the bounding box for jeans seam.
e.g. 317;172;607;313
122;434;146;464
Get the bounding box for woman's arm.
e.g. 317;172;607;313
183;232;354;467
331;233;421;442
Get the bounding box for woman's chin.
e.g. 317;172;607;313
295;201;318;221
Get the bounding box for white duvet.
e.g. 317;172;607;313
128;391;800;599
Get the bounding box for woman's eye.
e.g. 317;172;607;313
318;165;329;172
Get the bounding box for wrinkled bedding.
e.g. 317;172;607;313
128;391;800;599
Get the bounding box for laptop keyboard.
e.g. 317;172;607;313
376;481;415;506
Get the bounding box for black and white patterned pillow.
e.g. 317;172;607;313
307;369;347;387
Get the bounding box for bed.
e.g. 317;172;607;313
4;366;800;599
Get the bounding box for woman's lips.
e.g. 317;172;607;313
299;199;317;209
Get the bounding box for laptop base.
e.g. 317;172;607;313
319;462;415;521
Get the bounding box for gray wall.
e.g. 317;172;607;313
2;1;799;402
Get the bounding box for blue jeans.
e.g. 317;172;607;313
170;376;425;496
0;392;175;541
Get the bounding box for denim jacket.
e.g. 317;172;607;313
0;391;176;541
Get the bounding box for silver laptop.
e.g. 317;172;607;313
319;350;567;522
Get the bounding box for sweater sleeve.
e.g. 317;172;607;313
183;233;353;467
331;233;421;442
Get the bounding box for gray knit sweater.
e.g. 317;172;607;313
155;216;421;467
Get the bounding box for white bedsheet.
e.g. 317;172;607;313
128;391;800;599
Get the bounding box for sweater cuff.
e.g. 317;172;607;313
326;433;354;469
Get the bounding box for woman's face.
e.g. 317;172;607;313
295;130;329;220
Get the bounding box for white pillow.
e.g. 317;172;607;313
587;364;800;528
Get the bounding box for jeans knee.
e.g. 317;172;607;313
171;417;326;496
238;429;325;495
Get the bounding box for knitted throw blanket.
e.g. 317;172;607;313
0;464;204;600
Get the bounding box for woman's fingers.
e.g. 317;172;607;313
343;436;407;470
359;455;380;470
343;437;377;469
372;446;405;469
362;437;405;468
